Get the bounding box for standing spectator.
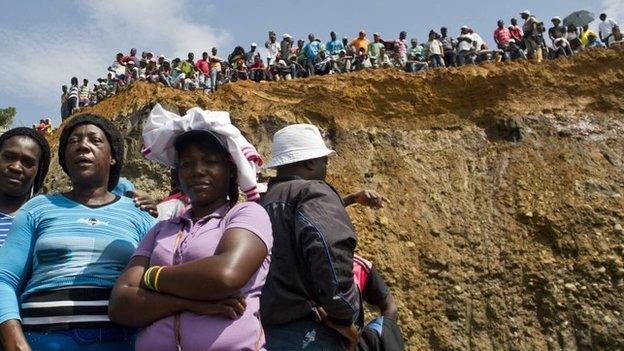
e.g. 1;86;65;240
599;13;618;46
520;10;543;62
457;26;475;66
368;33;384;67
280;34;293;62
349;30;370;54
394;31;408;63
78;79;91;107
326;31;345;57
440;27;457;67
303;34;322;76
494;20;512;48
245;43;258;67
208;47;223;92
67;77;79;115
342;36;354;57
509;18;524;44
196;52;211;89
265;31;279;67
261;124;360;350
60;85;69;120
122;48;138;66
109;53;127;82
426;31;445;68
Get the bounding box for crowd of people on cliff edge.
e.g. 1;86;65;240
0;101;402;350
60;11;622;120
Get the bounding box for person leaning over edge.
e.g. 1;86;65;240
0;114;156;351
260;124;360;350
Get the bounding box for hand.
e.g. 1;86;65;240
316;309;358;351
348;190;385;209
187;296;247;319
133;191;158;217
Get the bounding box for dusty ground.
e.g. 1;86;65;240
45;48;624;350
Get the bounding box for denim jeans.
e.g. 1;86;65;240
16;327;136;351
430;54;445;68
265;318;347;350
210;68;220;92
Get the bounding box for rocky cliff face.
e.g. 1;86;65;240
45;48;624;350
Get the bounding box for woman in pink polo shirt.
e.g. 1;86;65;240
109;105;272;351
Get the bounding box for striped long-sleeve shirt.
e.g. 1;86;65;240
0;194;155;329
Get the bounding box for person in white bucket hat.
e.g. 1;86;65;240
260;124;359;350
265;124;336;168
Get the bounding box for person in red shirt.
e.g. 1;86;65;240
494;19;512;48
509;17;524;44
195;51;211;89
248;54;266;82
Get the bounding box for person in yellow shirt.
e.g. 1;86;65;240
349;30;370;54
579;24;597;46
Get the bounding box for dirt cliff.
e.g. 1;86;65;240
45;48;624;350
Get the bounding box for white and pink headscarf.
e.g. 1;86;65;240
141;103;263;201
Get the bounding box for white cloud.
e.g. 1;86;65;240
0;0;229;125
603;0;624;23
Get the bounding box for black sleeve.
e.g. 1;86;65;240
362;266;390;307
296;181;359;326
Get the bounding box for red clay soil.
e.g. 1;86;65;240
45;48;624;350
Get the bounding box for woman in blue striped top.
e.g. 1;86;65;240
0;115;155;351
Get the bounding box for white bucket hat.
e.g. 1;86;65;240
266;124;336;168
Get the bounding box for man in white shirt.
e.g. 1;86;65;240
599;13;618;46
265;31;279;67
457;26;475;66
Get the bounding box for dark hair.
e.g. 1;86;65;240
58;114;123;191
71;77;78;85
174;131;239;206
0;127;51;195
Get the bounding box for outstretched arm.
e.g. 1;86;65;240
342;189;384;208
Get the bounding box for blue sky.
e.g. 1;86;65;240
0;0;620;127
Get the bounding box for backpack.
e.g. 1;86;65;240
535;20;546;34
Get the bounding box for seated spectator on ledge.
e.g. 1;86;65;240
585;33;606;48
508;39;527;60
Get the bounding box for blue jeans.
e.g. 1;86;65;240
210;68;220;92
265;318;347;350
17;327;135;351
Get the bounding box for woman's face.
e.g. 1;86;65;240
177;142;231;210
64;124;115;187
0;136;41;197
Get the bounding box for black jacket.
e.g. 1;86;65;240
260;176;359;327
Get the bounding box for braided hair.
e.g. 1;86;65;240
58;114;124;191
0;127;51;195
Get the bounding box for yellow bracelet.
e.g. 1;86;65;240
143;266;159;290
153;266;166;292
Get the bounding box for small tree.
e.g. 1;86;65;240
0;107;16;130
